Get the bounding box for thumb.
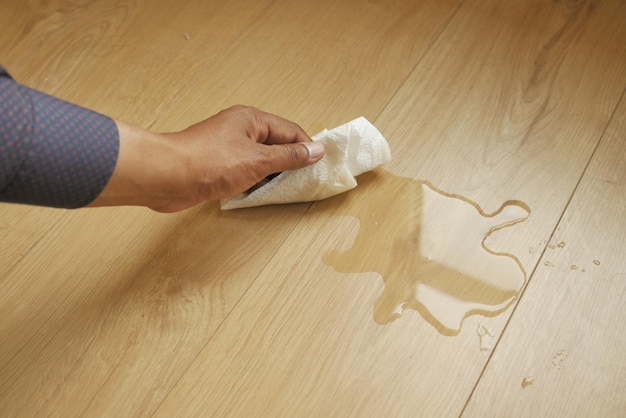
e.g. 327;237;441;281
264;141;325;172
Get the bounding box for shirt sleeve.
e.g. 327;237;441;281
0;66;119;208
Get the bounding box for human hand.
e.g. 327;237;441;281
89;106;325;212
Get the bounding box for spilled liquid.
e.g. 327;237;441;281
521;376;535;388
315;169;530;336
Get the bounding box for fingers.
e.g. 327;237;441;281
228;105;312;145
260;112;312;145
261;141;325;173
244;106;325;173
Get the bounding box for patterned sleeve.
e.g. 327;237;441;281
0;66;119;208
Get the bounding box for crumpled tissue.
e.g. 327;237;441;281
220;116;391;210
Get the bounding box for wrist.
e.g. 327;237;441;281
89;121;191;211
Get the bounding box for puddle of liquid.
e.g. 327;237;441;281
315;169;530;335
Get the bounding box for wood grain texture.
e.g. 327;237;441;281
0;204;63;277
0;0;274;122
0;204;313;415
0;0;464;415
0;0;624;416
463;92;626;417
149;0;463;133
0;0;274;279
154;0;626;416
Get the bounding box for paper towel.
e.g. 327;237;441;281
220;116;391;210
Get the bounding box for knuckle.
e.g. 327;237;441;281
229;104;250;112
223;105;255;121
286;143;304;162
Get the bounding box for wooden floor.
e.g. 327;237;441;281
1;0;625;416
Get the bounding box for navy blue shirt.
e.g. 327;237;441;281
0;66;119;208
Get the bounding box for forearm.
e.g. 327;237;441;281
87;121;192;212
91;106;325;213
1;66;190;212
1;65;323;212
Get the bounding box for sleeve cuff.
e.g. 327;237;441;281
0;72;119;208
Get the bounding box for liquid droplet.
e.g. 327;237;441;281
552;349;568;368
476;323;494;355
521;376;535;388
317;169;530;335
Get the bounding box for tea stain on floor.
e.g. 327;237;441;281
318;169;530;335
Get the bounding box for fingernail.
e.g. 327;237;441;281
304;142;325;161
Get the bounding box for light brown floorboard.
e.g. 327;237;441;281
0;0;274;278
0;0;462;415
155;0;626;416
463;90;626;417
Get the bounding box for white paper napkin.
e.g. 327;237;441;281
220;116;391;210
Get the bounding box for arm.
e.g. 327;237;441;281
0;67;118;208
1;67;324;212
90;106;325;212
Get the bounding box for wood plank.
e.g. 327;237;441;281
0;0;272;277
155;0;626;415
0;0;462;415
0;204;312;414
0;0;272;123
148;0;463;134
463;91;626;417
0;204;63;278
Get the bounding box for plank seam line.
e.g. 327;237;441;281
150;204;314;417
151;2;470;412
145;0;279;132
458;87;626;418
374;0;467;124
0;210;68;282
